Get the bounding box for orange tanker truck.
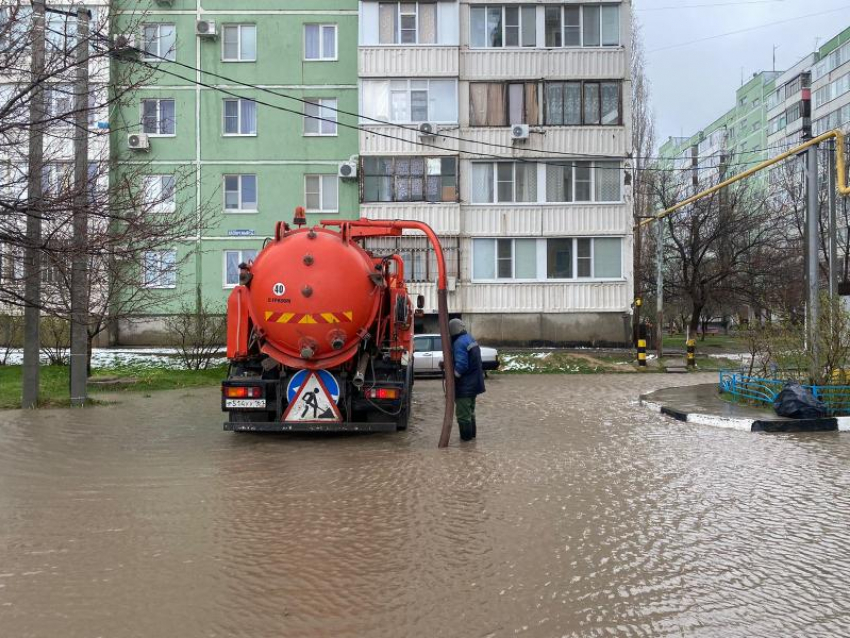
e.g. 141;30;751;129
221;210;455;438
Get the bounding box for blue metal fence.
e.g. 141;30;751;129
719;370;850;415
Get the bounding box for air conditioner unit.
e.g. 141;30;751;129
511;124;530;141
338;161;357;180
196;20;217;37
418;122;437;137
114;34;137;53
128;133;150;151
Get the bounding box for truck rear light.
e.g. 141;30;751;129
367;388;399;400
224;386;262;399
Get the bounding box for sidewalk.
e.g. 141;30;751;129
640;383;850;433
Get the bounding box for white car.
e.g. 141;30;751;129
412;334;500;376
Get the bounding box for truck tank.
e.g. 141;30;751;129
246;227;382;370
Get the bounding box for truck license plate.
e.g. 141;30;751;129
225;399;266;409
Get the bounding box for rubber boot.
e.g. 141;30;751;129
458;420;474;441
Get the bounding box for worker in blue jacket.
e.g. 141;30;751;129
449;318;486;441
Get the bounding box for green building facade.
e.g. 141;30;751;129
659;71;780;181
112;0;359;341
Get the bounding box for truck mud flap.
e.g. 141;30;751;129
224;421;398;433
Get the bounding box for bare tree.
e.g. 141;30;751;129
0;2;218;374
652;165;784;336
630;15;656;338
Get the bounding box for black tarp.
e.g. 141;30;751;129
773;382;828;419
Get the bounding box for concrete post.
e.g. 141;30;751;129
806;145;820;381
23;0;46;409
70;6;91;406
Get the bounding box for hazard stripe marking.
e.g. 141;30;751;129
263;311;353;324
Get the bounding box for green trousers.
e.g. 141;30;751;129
455;396;477;441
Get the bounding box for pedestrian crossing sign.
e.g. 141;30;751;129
282;371;343;423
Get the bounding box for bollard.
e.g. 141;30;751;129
637;339;647;367
686;339;696;368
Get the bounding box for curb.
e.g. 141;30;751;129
640;396;850;433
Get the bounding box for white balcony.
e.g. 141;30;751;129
460;48;626;81
359;46;459;78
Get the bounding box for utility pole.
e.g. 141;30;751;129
655;219;664;361
23;0;46;409
829;141;838;299
633;219;642;344
805;143;820;380
70;6;90;406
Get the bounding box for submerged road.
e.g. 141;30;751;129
1;373;849;637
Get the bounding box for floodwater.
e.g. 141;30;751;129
1;374;849;638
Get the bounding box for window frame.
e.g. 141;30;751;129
140;98;176;137
223;174;259;213
470;161;538;204
378;2;439;45
223;248;259;288
544;80;622;127
471;237;623;283
304;174;339;213
222;98;257;136
544;4;620;49
303;97;338;136
361;156;458;203
143;174;177;213
303;23;338;61
142;22;177;62
221;23;257;62
469;4;537;49
142;250;177;289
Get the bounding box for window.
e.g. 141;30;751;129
144;174;176;212
470;5;536;48
361;79;457;123
141;98;175;135
473;238;537;279
304;24;337;60
47;84;74;123
143;250;177;288
472;237;622;281
470;162;537;204
545;162;622;203
303;98;338;136
223;99;257;135
224;249;258;287
379;2;437;44
363;156;457;203
304;175;338;212
222;24;256;61
142;23;176;61
224;174;258;212
545;82;620;126
469;82;539;126
545;4;619;48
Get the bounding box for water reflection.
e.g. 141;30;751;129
0;374;848;637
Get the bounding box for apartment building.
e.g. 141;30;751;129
659;71;780;191
112;0;360;342
358;0;634;345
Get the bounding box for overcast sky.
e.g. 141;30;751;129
638;0;850;149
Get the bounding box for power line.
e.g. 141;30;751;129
647;5;850;53
638;0;791;11
25;26;792;176
68;25;805;167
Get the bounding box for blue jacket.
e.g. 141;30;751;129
452;332;486;398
